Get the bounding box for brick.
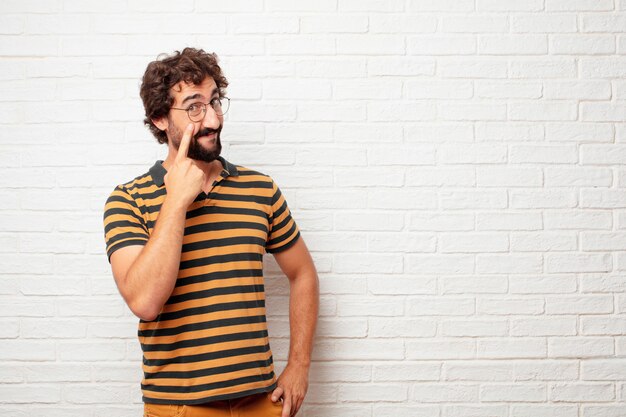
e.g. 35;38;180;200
406;167;475;187
551;35;615;55
546;0;614;11
408;0;474;12
265;0;337;11
477;254;542;274
338;297;405;316
546;122;614;143
335;212;404;231
335;123;403;143
477;167;542;187
441;320;508;337
475;122;545;143
298;58;366;78
549;383;614;402
338;0;404;12
580;58;626;78
298;190;366;209
368;57;435;76
231;15;298;34
480;35;547;55
549;338;615;358
476;212;542;231
510;232;577;252
21;319;86;338
581;317;626;335
440;190;507;209
370;15;437;33
335;167;404;187
439;144;507;163
406;339;475;359
374;363;440;381
581;189;626;208
478;298;544;315
580;274;626;292
441;276;508;295
514;360;579;381
0;385;60;404
511;405;578;417
314;339;404;360
301;15;367;33
340;384;407;402
407;297;475;316
333;253;403;274
441;15;508;33
335;79;402;99
367;232;436;253
368;145;435;165
337;35;405;55
510;190;578;209
310;363;371;382
57;341;126;361
480;384;546;402
477;0;543;11
369;189;438;209
297;147;365;166
439;58;508;78
511;14;578;33
368;276;437;295
411;384;478;402
410;212;475;231
445;362;514;381
546;253;612;273
404;80;473;99
407;254;474;274
369;318;436;337
440;233;508;253
65;384;131;404
476;81;542;99
511;318;577;336
299;102;365;122
477;338;546;359
545;210;612;230
545;167;612;187
510;58;577;78
408;35;477;55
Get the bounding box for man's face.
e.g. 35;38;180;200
166;77;223;163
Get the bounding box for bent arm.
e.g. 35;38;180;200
110;196;188;321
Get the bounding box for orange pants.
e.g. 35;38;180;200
143;393;283;417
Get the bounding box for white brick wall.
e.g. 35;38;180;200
1;1;625;415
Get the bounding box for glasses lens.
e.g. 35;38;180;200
220;98;230;116
188;104;204;122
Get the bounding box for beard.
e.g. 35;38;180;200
169;121;222;163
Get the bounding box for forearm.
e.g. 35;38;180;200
123;196;188;320
287;269;319;368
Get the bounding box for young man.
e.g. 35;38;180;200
103;48;319;417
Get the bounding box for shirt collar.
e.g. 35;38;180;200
149;156;239;187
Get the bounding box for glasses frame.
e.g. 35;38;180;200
171;97;230;122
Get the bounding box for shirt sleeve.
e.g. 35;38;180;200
103;185;149;262
265;179;300;254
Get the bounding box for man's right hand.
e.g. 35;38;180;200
163;123;206;208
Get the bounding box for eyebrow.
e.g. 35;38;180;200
181;87;219;105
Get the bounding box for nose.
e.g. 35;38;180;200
201;105;221;129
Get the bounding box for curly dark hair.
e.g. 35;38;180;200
139;47;229;144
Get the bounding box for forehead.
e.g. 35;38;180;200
171;77;217;105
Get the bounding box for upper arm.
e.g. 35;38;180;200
110;245;144;291
272;237;316;281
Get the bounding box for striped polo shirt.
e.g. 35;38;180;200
102;156;300;405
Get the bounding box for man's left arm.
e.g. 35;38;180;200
270;237;319;417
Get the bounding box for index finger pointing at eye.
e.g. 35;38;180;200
176;123;194;161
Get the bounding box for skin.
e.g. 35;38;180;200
109;76;319;417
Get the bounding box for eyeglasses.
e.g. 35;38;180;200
171;97;230;122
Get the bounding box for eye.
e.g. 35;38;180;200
187;103;201;113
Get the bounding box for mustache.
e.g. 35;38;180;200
194;126;221;140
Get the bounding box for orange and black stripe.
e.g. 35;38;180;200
103;157;300;405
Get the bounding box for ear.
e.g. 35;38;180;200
152;116;168;132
